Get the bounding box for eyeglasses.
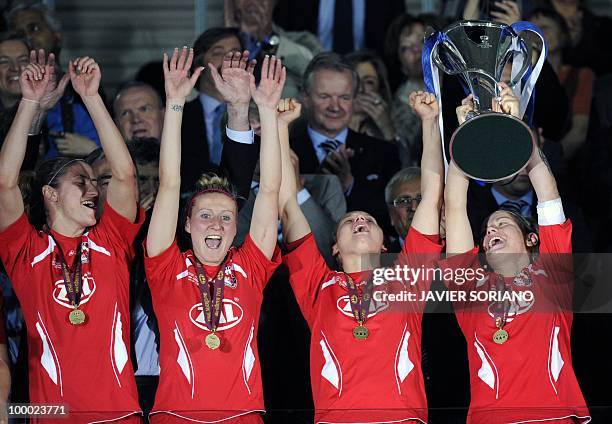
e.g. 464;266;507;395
390;195;422;208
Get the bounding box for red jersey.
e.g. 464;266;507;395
144;235;281;423
283;228;443;424
0;203;144;424
441;221;591;423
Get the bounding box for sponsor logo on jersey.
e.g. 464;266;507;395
52;274;97;308
189;299;244;331
336;295;388;319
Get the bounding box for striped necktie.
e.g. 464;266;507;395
500;199;529;217
319;139;341;156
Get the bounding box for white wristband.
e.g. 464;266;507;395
537;198;565;226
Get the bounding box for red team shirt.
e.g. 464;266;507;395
0;203;144;423
441;220;591;423
144;234;281;423
283;228;443;424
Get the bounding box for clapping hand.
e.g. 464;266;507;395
250;55;286;110
209;50;256;106
69;56;101;98
20;59;51;102
163;47;204;101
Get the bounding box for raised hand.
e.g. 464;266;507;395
250;55;286;109
20;61;51;102
490;0;521;26
410;91;439;121
69;56;101;98
209;50;256;106
29;49;70;111
164;47;203;101
277;98;301;126
494;82;519;117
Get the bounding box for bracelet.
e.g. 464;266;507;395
21;98;40;104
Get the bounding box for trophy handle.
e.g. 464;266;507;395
506;35;533;89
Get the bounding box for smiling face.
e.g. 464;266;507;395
303;69;355;138
114;86;164;142
185;192;238;265
482;210;529;258
0;39;28;101
45;162;99;231
333;211;385;260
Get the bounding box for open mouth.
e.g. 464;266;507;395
82;200;97;210
132;129;149;138
352;223;369;234
205;235;222;249
487;236;505;251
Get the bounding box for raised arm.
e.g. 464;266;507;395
147;47;204;257
527;146;560;202
278;99;312;243
0;59;50;231
248;56;285;258
409;91;444;235
69;57;138;221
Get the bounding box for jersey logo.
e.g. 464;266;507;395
52;274;96;309
189;299;244;331
336;295;388;319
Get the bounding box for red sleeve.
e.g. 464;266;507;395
538;220;572;254
283;233;331;324
572;68;595;116
143;239;185;295
235;234;282;292
94;201;145;257
0;213;37;277
402;227;444;254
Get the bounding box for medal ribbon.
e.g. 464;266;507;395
345;274;374;325
193;260;225;333
48;232;90;309
492;275;510;330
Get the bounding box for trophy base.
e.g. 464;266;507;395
450;113;535;182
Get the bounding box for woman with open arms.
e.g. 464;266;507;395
0;53;142;423
143;48;284;423
279;92;444;424
442;84;590;423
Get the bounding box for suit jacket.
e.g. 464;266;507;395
290;122;400;235
235;174;347;266
467;181;592;253
180;98;258;206
273;0;405;55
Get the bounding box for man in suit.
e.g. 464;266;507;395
273;0;405;55
467;167;592;252
385;167;422;252
224;0;324;98
291;52;400;235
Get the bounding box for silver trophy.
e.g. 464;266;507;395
427;20;541;181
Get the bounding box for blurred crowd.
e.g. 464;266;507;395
0;0;610;422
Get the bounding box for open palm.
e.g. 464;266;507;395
250;56;286;109
210;50;256;105
164;47;202;100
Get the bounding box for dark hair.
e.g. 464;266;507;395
178;173;238;250
127;138;160;165
29;157;81;229
479;208;540;255
527;7;571;47
344;49;393;106
0;30;31;49
193;27;241;68
112;80;164;118
84;147;105;166
302;52;360;95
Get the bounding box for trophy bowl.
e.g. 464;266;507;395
431;20;537;181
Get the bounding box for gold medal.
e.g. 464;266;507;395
353;324;369;340
69;308;86;325
205;332;221;350
493;328;509;344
